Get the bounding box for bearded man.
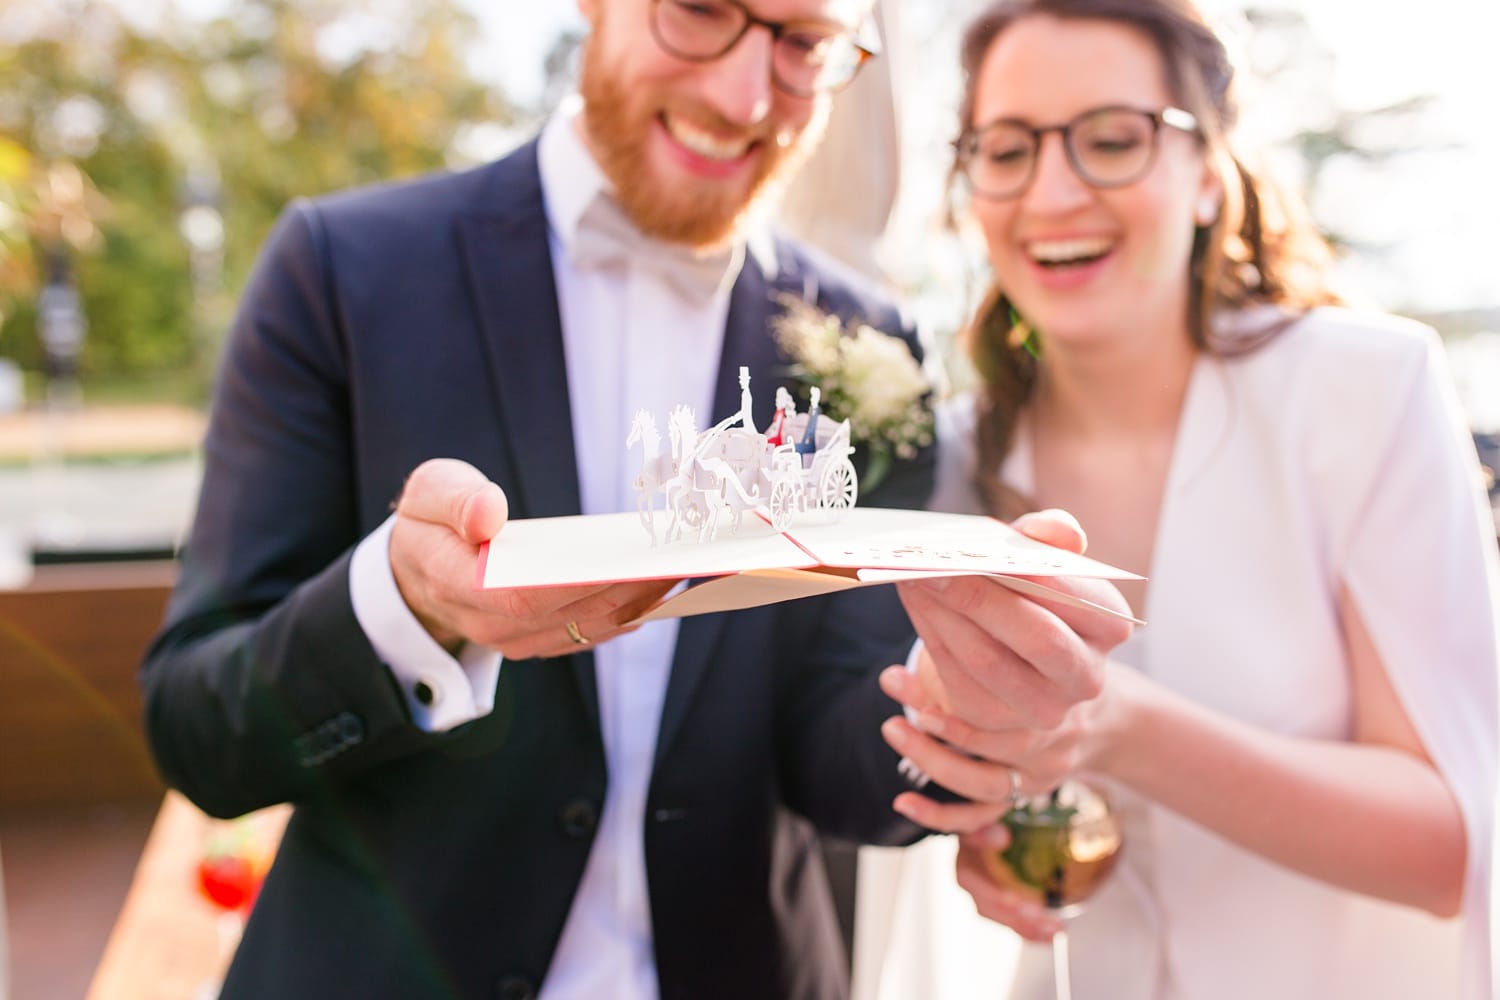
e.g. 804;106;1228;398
140;2;1127;998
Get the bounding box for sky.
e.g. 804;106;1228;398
472;1;1499;133
476;6;583;107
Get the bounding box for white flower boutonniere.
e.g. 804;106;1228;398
771;295;934;493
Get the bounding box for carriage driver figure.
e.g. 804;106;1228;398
735;366;757;434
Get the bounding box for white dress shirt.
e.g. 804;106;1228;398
350;98;743;1000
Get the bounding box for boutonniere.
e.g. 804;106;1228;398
771;294;934;493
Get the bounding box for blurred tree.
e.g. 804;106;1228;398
1239;7;1448;256
0;132;36;341
0;4;169;380
0;0;517;396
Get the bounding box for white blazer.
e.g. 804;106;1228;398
904;308;1500;1000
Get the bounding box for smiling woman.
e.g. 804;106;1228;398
866;1;1500;999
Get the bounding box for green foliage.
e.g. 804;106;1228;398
0;0;519;393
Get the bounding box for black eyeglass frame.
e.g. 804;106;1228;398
954;105;1201;200
648;0;880;98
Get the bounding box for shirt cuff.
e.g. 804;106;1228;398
895;637;933;788
349;514;501;732
903;637;924;723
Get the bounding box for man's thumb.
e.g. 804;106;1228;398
397;458;509;544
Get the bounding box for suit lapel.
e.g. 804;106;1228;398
458;141;598;721
655;241;806;764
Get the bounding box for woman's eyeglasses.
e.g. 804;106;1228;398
955;105;1200;200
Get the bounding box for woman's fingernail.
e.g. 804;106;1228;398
912;710;945;736
881;717;908;749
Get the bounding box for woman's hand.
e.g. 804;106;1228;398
955;825;1066;942
881;507;1130;829
879;658;1108;831
894;507;1129;730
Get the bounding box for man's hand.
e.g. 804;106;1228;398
880;509;1134;831
389;459;676;658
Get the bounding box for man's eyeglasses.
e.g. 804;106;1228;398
650;0;879;98
954;105;1200;200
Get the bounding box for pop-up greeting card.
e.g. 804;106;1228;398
482;367;1141;624
478;507;1143;625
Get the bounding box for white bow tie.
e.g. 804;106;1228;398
570;195;738;305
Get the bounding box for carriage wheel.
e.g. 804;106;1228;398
768;479;798;532
819;460;857;516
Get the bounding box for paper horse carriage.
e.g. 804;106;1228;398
625;368;858;545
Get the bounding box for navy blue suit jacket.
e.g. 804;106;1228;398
141;140;936;1000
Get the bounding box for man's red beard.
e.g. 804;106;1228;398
578;37;825;250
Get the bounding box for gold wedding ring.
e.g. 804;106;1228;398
565;620;591;646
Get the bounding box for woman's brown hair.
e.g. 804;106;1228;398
955;0;1342;518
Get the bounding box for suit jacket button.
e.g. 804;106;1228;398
496;974;535;1000
559;798;598;838
336;711;364;745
